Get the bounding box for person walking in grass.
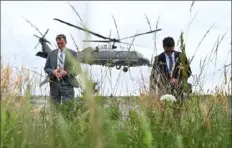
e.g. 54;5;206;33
150;36;192;100
150;36;193;120
44;34;79;104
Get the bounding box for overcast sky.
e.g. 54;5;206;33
1;1;231;96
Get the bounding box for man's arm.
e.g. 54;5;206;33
65;50;80;78
44;51;53;76
150;56;159;90
150;56;158;80
179;52;192;79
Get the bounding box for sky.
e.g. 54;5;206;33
1;1;231;96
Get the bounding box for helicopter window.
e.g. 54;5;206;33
137;53;143;57
116;52;122;58
94;47;99;52
82;47;94;52
130;52;137;58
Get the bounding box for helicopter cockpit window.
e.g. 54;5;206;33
94;47;99;52
137;53;143;58
130;51;137;58
82;47;94;52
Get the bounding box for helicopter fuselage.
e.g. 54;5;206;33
79;49;151;70
36;39;151;72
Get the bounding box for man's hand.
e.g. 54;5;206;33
170;78;179;87
52;68;67;79
59;69;68;78
52;69;61;78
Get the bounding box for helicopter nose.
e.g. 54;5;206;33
145;59;152;67
140;58;151;66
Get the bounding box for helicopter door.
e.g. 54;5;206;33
130;51;137;60
116;52;120;58
116;51;123;59
115;51;123;68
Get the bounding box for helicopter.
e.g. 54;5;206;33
52;18;162;72
34;18;162;73
35;33;151;73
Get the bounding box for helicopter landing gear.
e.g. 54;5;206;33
116;65;121;70
123;67;128;72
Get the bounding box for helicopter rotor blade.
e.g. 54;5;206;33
24;18;43;36
53;18;160;46
83;40;134;45
120;29;162;40
119;41;148;48
53;18;111;40
33;34;41;39
34;42;40;49
83;40;135;46
83;40;147;48
83;40;110;43
42;29;49;38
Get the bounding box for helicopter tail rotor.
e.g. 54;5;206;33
34;29;51;49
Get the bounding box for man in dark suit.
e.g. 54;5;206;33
150;37;192;99
44;34;79;104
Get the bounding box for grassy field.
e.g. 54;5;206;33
1;63;231;148
1;91;231;148
1;34;231;148
1;43;231;148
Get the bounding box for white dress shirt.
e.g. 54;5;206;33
57;48;66;69
164;52;175;72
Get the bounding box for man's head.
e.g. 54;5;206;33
163;37;175;53
56;34;67;50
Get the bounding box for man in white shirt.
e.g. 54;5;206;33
44;34;79;104
150;37;192;99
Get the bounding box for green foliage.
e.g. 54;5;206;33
1;94;231;148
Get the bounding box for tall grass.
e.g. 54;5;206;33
1;63;231;148
1;2;231;148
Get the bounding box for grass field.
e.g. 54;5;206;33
1;92;232;148
1;63;231;148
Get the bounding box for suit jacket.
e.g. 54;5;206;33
44;48;80;88
150;51;192;89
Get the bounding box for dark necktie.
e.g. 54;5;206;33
57;51;64;81
169;55;173;74
58;52;64;69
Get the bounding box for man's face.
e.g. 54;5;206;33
164;46;174;52
56;38;66;50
